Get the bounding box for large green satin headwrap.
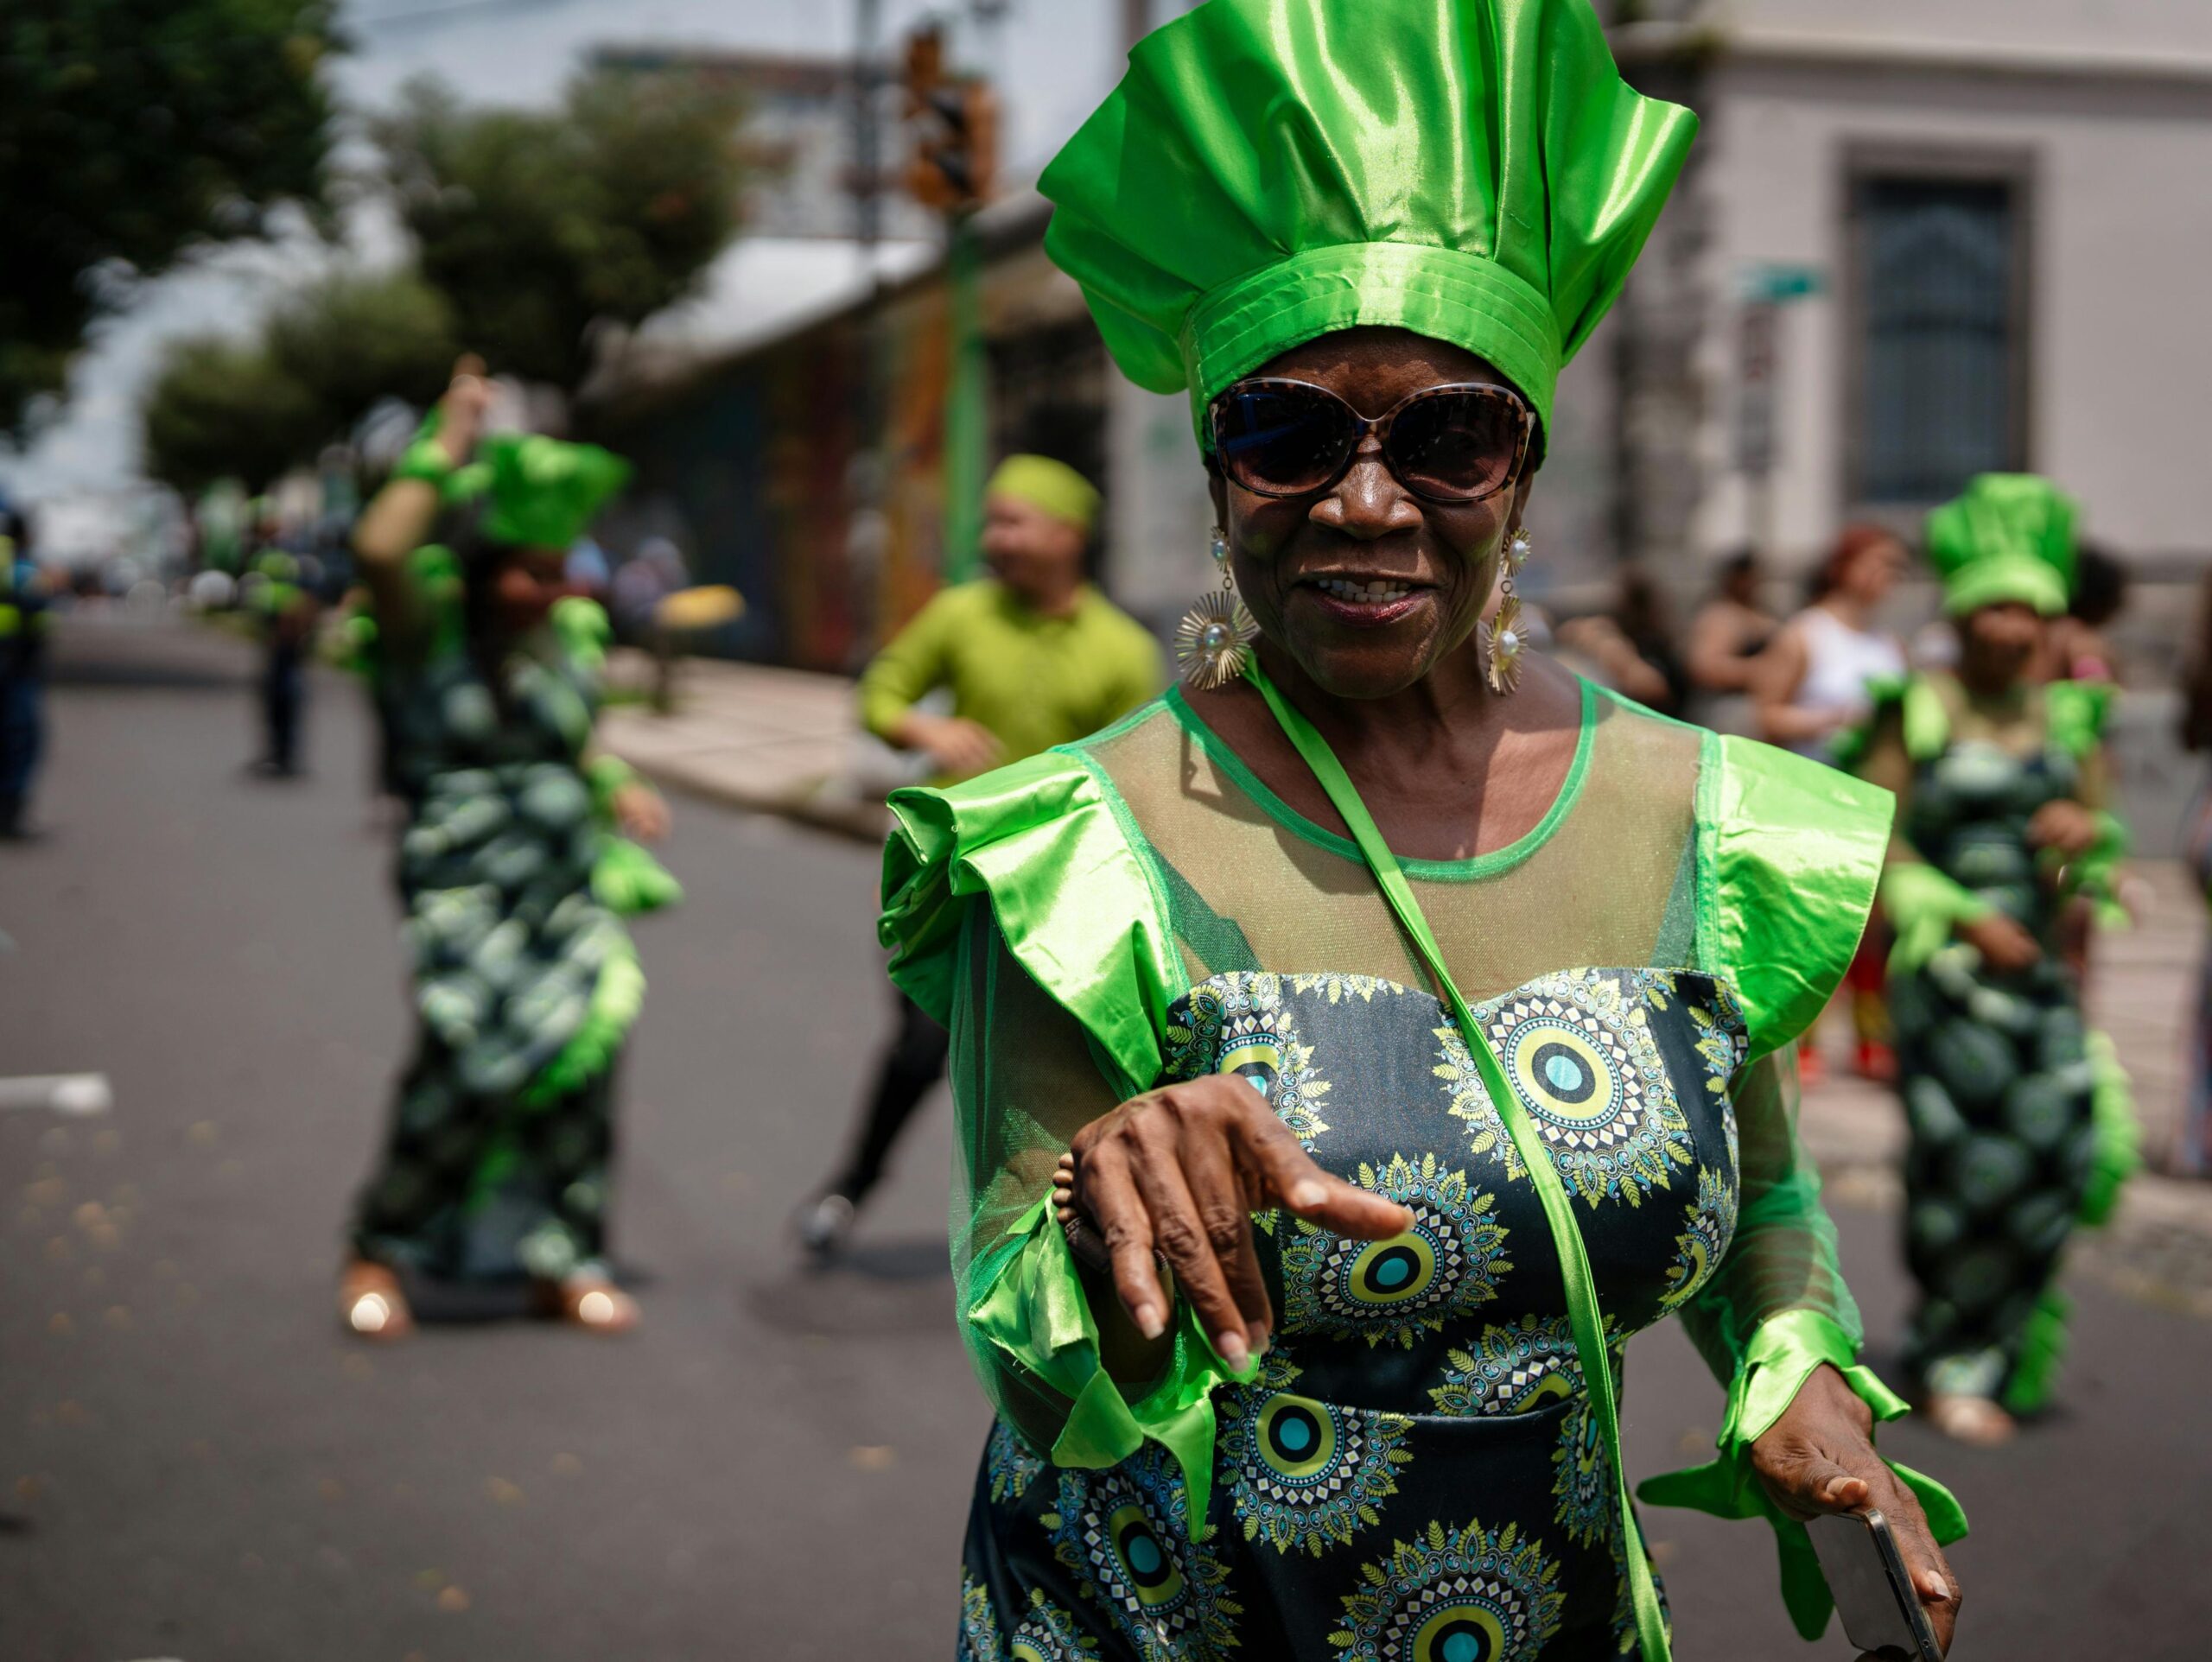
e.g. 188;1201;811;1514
480;435;632;551
1038;0;1697;451
1925;473;2078;618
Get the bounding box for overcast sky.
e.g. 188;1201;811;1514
5;0;1183;502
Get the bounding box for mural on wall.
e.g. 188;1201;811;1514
604;237;1096;674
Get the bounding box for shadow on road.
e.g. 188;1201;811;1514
747;1239;951;1336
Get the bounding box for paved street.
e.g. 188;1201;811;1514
5;616;2211;1661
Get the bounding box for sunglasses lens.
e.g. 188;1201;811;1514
1386;391;1522;501
1212;387;1356;496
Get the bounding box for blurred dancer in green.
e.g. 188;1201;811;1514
797;454;1160;1255
1851;473;2135;1444
246;541;317;777
339;367;678;1337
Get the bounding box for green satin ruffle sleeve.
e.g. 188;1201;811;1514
880;739;1258;1522
967;1196;1258;1525
880;745;1183;1100
1699;733;1896;1059
1638;1310;1969;1640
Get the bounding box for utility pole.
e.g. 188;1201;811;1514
848;0;888;665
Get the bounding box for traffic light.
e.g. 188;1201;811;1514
901;23;998;213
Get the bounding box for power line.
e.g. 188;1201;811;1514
352;0;582;35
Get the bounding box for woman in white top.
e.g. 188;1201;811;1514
1754;525;1909;759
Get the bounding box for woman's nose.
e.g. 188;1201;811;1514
1311;439;1421;540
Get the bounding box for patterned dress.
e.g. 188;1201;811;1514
351;596;649;1284
963;967;1745;1661
882;682;1920;1661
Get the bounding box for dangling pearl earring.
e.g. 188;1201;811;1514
1174;526;1258;690
1483;526;1533;696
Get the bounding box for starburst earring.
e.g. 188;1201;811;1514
1175;526;1257;690
1482;526;1533;696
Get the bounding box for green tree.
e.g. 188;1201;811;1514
140;334;321;496
0;0;346;432
375;65;748;390
266;269;461;435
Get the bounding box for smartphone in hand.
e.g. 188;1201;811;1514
1808;1508;1943;1661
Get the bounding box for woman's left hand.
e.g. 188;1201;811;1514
1750;1363;1961;1656
2027;799;2101;859
612;780;671;841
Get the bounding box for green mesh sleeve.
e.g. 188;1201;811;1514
945;908;1252;1527
1641;1045;1967;1637
1674;1046;1860;1378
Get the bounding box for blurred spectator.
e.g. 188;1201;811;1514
1554;567;1686;715
1752;524;1908;759
611;537;690;710
1686;549;1779;733
248;537;318;780
0;507;54;840
797;454;1160;1258
564;535;612;599
610;537;686;638
2176;570;2212;1176
2045;542;2127;685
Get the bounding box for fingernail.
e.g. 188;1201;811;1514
1247;1324;1269;1358
1217;1331;1249;1369
1289;1181;1326;1208
1921;1571;1951;1602
1134;1304;1164;1340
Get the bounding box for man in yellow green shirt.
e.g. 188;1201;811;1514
799;454;1161;1254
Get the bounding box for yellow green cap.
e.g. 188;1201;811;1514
985;454;1102;535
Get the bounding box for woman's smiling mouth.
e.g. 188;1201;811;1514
1295;572;1435;626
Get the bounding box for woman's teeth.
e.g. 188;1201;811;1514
1316;577;1412;603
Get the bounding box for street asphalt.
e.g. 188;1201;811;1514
3;615;2207;1661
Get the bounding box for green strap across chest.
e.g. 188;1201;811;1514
1248;664;1670;1662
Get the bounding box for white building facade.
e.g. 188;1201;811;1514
1650;0;2212;576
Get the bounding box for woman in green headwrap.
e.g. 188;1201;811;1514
338;366;677;1339
1850;473;2133;1447
894;4;1962;1659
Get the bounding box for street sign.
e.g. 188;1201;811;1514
1741;263;1825;305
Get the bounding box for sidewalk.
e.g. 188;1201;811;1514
599;657;2212;1294
594;650;900;842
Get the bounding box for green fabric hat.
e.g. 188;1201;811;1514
480;435;632;550
986;454;1102;535
1039;0;1697;453
1925;473;2078;618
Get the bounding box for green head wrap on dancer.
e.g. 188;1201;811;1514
1925;473;2078;618
480;435;632;552
1038;0;1697;455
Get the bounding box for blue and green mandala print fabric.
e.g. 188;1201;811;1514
959;967;1744;1659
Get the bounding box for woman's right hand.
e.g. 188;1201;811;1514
434;354;493;467
1956;910;2041;972
1057;1075;1413;1368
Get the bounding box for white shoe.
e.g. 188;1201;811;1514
798;1193;857;1259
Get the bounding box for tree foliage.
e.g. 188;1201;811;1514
374;66;748;390
141;335;322;496
139;270;461;494
266;270;461;435
0;0;346;432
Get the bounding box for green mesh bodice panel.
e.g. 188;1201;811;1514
946;686;1853;1448
940;685;1878;1660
